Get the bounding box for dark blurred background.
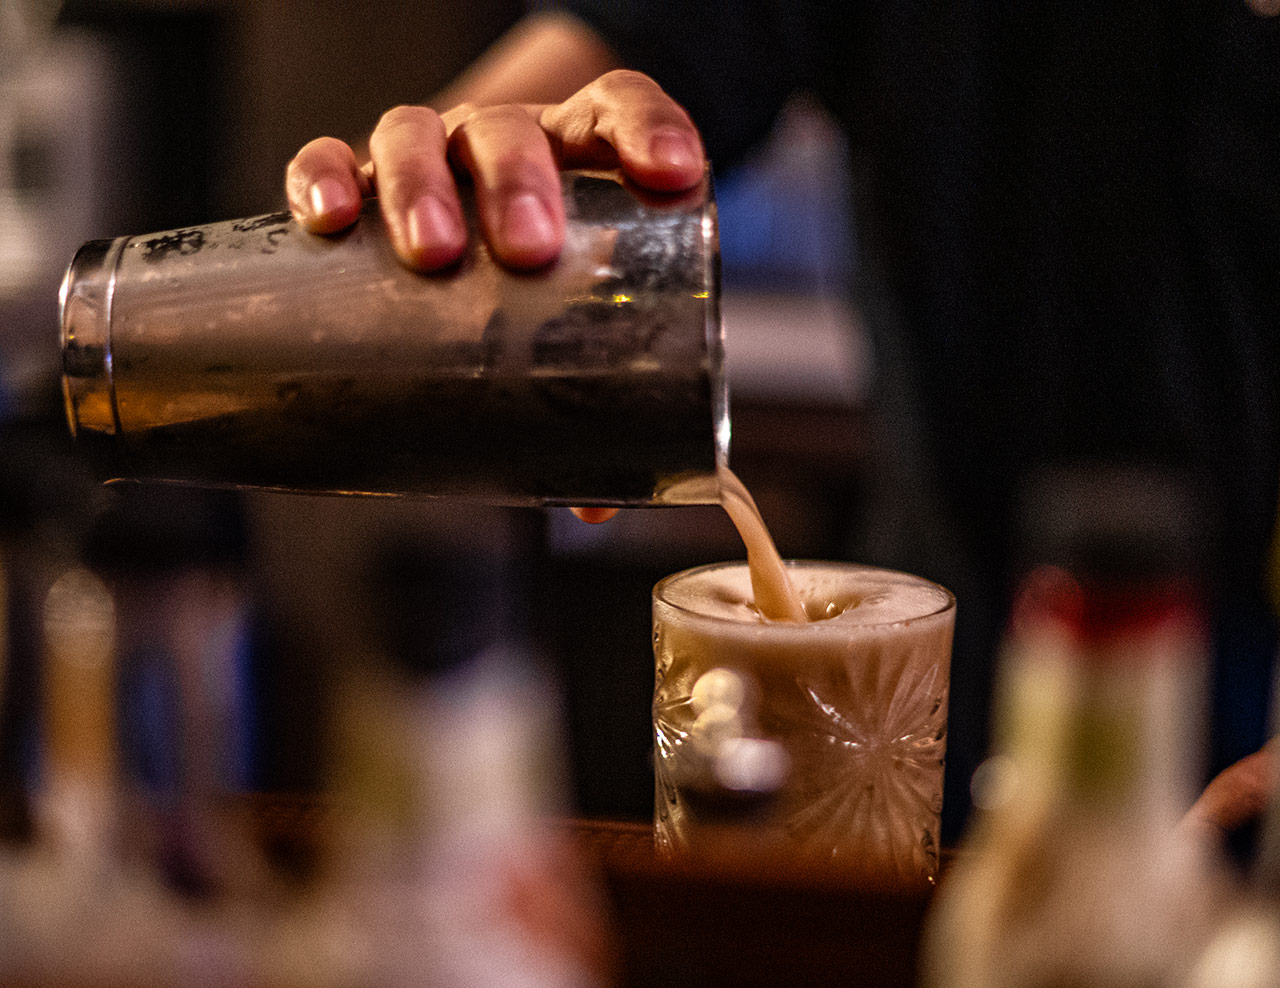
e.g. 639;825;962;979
2;0;863;821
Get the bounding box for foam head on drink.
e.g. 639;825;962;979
652;558;955;883
658;560;954;630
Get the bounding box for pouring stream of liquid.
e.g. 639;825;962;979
717;465;808;622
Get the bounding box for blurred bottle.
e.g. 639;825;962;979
4;563;215;988
261;547;617;988
43;484;266;988
921;465;1224;988
3;563;127;986
0;399;101;844
0;402;164;986
82;484;264;904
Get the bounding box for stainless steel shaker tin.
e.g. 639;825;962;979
59;171;727;506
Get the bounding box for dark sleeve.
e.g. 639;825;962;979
549;0;828;168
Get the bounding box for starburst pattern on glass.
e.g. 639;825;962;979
652;561;953;884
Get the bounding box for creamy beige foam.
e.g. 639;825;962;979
657;561;953;628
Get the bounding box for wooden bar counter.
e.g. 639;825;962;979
571;818;935;988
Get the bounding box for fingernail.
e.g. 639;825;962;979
501;193;555;250
649;129;700;173
308;177;349;217
406;195;464;253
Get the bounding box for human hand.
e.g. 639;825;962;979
286;72;702;525
1180;744;1275;848
285;70;705;273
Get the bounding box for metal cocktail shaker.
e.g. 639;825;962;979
59;171;726;506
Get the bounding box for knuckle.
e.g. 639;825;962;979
446;106;550;175
596;68;659;93
582;70;693;134
588;69;670;109
375;103;440;135
439;101;478;134
468;103;537;129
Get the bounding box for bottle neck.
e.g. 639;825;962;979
995;567;1205;821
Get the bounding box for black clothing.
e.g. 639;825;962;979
561;0;1280;837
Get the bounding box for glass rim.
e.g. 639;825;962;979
652;559;956;627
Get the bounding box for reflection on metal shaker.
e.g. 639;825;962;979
59;171;727;506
